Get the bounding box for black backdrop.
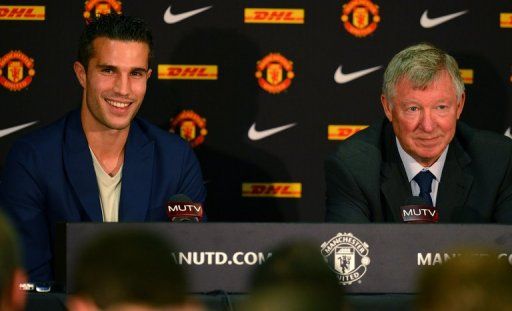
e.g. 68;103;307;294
1;0;511;222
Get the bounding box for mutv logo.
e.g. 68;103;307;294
242;183;302;198
158;65;218;80
244;8;304;24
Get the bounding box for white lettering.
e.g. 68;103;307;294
418;253;432;265
244;252;258;265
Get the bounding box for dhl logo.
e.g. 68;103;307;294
158;65;217;80
244;8;304;24
242;183;302;198
328;125;368;140
500;13;512;28
459;69;473;85
0;6;45;20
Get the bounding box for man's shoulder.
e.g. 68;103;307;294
332;119;386;161
132;117;189;151
13;112;72;149
456;121;512;155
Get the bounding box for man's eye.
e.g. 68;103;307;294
131;71;144;77
437;105;448;110
101;68;114;74
407;106;419;112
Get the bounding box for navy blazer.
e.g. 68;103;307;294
325;119;512;223
0;110;206;281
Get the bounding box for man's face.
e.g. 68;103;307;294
381;70;465;167
74;37;152;131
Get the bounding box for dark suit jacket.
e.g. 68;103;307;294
0;110;206;281
325;119;512;223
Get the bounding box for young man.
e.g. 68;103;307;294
326;43;512;223
0;14;206;282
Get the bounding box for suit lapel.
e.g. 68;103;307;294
380;123;411;221
119;120;154;221
436;138;473;222
62;110;103;221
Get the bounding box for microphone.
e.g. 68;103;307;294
166;194;204;222
400;196;439;223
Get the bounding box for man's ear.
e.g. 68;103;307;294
456;92;465;120
381;94;393;122
146;68;152;80
73;61;87;89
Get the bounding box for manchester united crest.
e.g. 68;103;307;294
341;0;380;37
321;232;371;285
83;0;122;23
0;51;35;91
255;53;294;94
170;110;208;148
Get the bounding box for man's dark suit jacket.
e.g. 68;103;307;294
325;119;512;223
0;110;206;281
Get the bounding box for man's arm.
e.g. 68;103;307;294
325;153;371;222
176;145;207;206
493;144;512;223
0;140;53;281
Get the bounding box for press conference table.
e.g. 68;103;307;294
29;223;512;310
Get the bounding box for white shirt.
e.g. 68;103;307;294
396;138;448;206
90;148;122;222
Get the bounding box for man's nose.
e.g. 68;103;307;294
114;74;130;95
420;110;434;132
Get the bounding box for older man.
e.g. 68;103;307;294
326;43;512;223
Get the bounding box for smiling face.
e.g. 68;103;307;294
381;70;465;167
74;37;152;133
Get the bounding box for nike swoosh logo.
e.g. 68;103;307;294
0;121;37;138
505;127;512;139
248;123;296;141
420;10;468;28
163;5;212;24
334;65;382;84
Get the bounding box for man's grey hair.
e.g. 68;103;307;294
382;43;465;104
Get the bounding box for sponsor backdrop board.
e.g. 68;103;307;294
1;1;512;221
59;223;512;293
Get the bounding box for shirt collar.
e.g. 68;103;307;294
395;137;448;183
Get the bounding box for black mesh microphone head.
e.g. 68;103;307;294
167;194;192;202
404;196;429;206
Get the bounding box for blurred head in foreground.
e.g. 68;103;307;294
0;211;27;311
68;229;203;311
241;241;346;311
416;250;512;311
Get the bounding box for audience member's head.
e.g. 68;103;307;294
241;241;345;311
68;229;203;311
416;249;512;311
0;212;27;311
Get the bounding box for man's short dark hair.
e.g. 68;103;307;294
73;229;187;309
77;13;153;69
0;211;21;301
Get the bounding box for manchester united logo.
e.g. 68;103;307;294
255;53;294;94
170;110;208;148
0;50;35;91
341;0;380;37
83;0;122;23
321;232;371;285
